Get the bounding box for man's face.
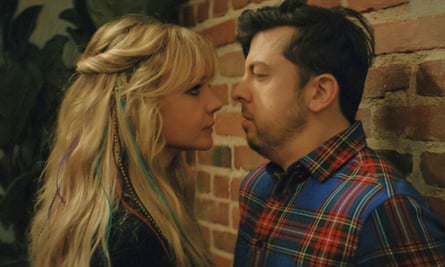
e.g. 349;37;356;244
231;26;309;158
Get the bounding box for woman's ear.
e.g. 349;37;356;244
307;74;339;113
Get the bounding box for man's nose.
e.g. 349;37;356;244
231;77;251;103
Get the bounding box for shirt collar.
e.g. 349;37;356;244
301;121;366;182
266;121;366;183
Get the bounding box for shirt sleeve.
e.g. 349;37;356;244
355;195;445;266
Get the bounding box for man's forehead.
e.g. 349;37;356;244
246;27;296;65
251;26;296;45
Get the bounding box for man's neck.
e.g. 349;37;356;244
269;115;351;171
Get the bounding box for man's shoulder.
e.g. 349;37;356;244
344;146;421;199
350;146;403;177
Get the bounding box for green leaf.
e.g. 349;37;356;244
145;0;186;22
0;241;29;265
0;0;19;64
60;0;95;33
59;8;78;26
0;0;18;18
59;0;96;51
86;0;148;27
7;5;42;59
0;169;38;233
41;35;71;87
0;56;43;148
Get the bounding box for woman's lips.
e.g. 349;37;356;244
203;122;215;133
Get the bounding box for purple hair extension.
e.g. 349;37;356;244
47;138;79;217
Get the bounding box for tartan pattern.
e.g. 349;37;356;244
234;121;445;266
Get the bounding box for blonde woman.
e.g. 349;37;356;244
29;15;223;267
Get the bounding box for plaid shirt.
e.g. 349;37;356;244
234;121;445;266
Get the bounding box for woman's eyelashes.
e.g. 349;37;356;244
186;84;203;96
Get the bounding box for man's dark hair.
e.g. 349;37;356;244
237;0;375;123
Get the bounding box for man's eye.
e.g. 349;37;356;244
187;84;202;96
253;73;267;79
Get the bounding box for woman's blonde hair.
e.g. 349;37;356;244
29;15;217;267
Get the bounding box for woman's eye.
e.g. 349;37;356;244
187;84;202;96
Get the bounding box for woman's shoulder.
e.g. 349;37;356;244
90;207;173;267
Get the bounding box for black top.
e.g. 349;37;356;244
91;206;173;267
91;166;174;267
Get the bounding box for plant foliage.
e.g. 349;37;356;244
0;0;71;265
0;0;185;265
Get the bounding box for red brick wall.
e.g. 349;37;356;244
179;1;445;266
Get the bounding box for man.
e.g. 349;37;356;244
231;0;445;266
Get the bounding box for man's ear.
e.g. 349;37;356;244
307;74;339;113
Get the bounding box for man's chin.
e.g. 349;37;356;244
247;139;268;158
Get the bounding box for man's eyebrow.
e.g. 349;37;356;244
248;61;269;70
